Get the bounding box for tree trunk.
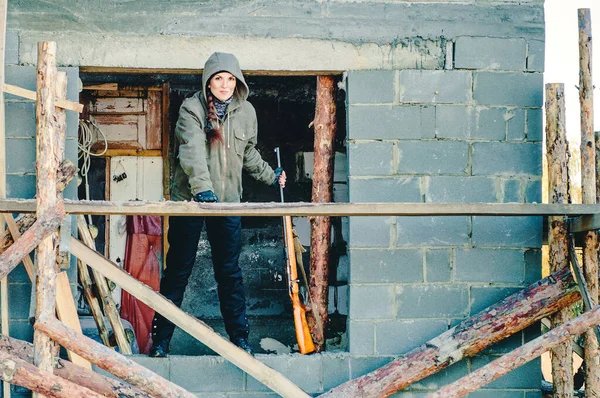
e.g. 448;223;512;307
0;203;64;280
35;316;198;398
33;41;59;384
545;82;574;396
429;303;600;398
308;76;336;351
0;348;102;398
0;335;150;398
320;266;580;397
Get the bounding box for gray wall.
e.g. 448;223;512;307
4;1;544;396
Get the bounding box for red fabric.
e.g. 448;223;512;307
120;215;162;354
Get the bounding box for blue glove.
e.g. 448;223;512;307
193;190;219;203
272;167;284;187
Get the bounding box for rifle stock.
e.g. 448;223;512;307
283;215;315;354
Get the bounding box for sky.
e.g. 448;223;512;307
545;0;599;140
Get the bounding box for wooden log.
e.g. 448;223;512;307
69;236;311;398
308;75;336;351
0;203;64;280
54;72;69;270
2;200;600;218
3;83;83;113
0;348;102;398
76;214;132;354
0;159;76;254
428;304;600;398
35;316;198;398
320;266;580;397
578;9;600;395
0;335;151;398
34;41;59;380
546;82;574;395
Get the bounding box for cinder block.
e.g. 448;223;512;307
473;107;510;140
170;355;244;392
129;355;170;379
470;286;522;315
506;108;525;141
349;356;394;379
471;356;541;389
5;65;36;95
411;360;469;390
6;174;36;199
246;354;322;393
7;259;32;283
348;177;421;203
302;151;347;182
526;393;543;398
481;331;523;355
527;40;545;72
396;284;469;318
526;108;543;141
349;284;396;320
472;216;542;248
454;36;526;71
467;390;529;398
5;30;19;65
473;72;543;107
375;319;447;355
8;320;33;342
454;249;525;283
397;141;468;175
396;216;469;247
321;354;351;391
425;249;451;282
503;178;521;203
525;179;542;203
472;142;542;176
348;142;394;176
347;70;395;104
348;216;392;248
333;183;348;202
434;105;472;139
399;70;471;104
421;106;436;138
524;249;542;283
348;105;422;139
8;283;31;320
328;284;348;314
425;176;496;203
5;102;35;137
349;249;423;283
348;321;375;355
6;138;35;173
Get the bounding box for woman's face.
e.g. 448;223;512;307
208;72;237;101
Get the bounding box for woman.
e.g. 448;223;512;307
150;52;286;357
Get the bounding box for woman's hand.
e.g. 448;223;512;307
273;168;286;188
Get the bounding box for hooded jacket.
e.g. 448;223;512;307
171;52;276;202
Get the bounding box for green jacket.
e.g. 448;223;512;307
171;52;276;202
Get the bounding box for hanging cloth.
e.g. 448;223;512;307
120;215;162;354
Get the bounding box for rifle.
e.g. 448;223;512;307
275;147;316;355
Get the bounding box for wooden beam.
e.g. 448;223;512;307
308;76;336;351
0;348;103;398
35;317;196;398
3;84;83;113
69;236;311;398
33;40;59;384
545;82;573;395
429;304;600;398
321;266;580;397
0;335;151;398
79;66;342;76
569;214;600;232
2;200;600;217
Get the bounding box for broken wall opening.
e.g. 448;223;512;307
77;71;348;355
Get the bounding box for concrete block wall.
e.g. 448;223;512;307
1;30;80;398
346;34;543;395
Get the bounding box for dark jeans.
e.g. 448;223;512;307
152;215;248;346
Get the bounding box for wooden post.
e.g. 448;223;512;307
545;82;574;396
0;335;152;398
579;8;600;395
69;236;311;398
429;304;600;398
76;215;131;354
308;75;336;351
33;41;59;389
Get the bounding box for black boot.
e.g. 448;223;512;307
231;336;253;355
149;338;170;358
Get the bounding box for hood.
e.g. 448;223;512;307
201;52;249;102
